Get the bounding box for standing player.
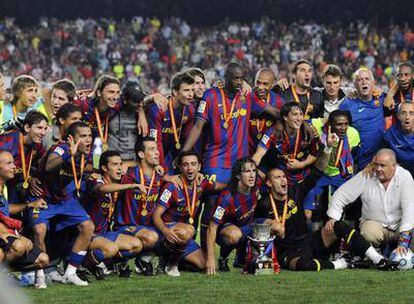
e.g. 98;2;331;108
274;60;324;119
256;168;398;271
339;68;386;169
248;68;285;155
153;150;225;276
148;73;196;173
205;158;260;275
81;151;144;278
33;121;95;286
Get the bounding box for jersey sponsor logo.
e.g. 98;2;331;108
197;100;207;113
149;128;158;139
219;108;247;120
54;146;65;156
160;189;172;203
261;134;270;145
213;206;225;220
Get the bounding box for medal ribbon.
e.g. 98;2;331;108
19;134;34;187
103;177;119;221
94;108;109;144
269;194;288;226
181;178;197;219
71;154;85;195
139;167;155;211
291;86;311;117
219;88;238;128
168;98;186;148
284;129;301;159
256;93;271;133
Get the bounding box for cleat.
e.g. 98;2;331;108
118;263;131;278
62;273;89;286
89;266;105;280
218;257;230;272
75;269;90;283
164;264;180;277
376;258;399;271
46;270;64;283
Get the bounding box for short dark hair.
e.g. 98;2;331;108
328;110;352;126
24;110;48;128
52;79;76;101
177;149;201;167
171;73;195;92
398;61;414;73
185;68;206;83
280;102;305;120
99;150;121;172
121;80;146;104
292;60;312;74
134;136;156;160
93;75;120;97
224;62;244;81
229;157;257;194
322;64;343;79
65;121;89;140
265;167;286;181
55;103;82;126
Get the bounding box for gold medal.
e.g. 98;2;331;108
175;143;181;150
102;142;109;151
189;217;194;224
223;122;228;129
22;181;29;189
141;209;148;216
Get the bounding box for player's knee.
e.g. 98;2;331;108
35;252;50;268
131;238;143;253
180;226;195;242
10;239;27;257
224;228;242;245
78;220;95;237
103;242;119;258
295;258;318;271
139;231;159;249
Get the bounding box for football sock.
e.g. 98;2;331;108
365;247;383;264
333;221;370;256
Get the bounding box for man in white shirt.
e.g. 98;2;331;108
326;149;414;254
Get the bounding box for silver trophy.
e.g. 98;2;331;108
246;223;277;275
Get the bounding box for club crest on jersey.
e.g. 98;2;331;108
54;147;65;156
213;206;225;220
197;100;207;113
160;189;172;203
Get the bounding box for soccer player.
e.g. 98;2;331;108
248;68;285;155
153;150;225;276
383;102;414;176
384;62;414;124
274;60;324;119
183;62;279;247
42;103;82;150
114;137;163;252
81;151;144;278
205;158;260;275
185;67;207;107
33;121;95;286
252;102;319;203
0;110;48;203
0;149;50;288
327;149;414;254
255;167;398;271
42;79;76;122
303;110;360;221
148;73;196;173
339;68;385;169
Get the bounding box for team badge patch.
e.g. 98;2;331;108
197;100;207;113
261;134;270;145
213;206;225;220
160;189;172;203
54;147;65;156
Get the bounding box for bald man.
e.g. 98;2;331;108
327;149;414;254
248;68;285;154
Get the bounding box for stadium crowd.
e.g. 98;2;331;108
0;16;414;289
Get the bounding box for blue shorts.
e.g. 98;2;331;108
203;167;232;184
94;231;120;242
116;225;157;236
33;197;91;232
217;223;252;247
156;222;201;258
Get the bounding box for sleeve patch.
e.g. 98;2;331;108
197;100;207;114
53;146;65;156
160;189;172;203
213;206;225;221
261;134;270;145
149;129;157;139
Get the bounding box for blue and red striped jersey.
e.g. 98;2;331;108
248;90;285;155
157;179;215;224
259;125;319;185
115;165;163;227
147;102;195;173
196;87;267;169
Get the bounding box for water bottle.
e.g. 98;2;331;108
93;137;103;170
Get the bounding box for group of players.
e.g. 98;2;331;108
0;58;413;289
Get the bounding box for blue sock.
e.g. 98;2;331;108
119;250;135;259
93;249;105;262
68;251;86;268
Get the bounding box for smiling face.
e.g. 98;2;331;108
99;83;121;108
24;120;49;144
293;63;313;89
255;70;275;99
19;85;38;107
266;168;288;197
397;65;413;91
284;106;304;130
59;111;82;132
0;151;16;182
179;155;201;183
354;70;374;100
331;115;350;139
173;82;195;106
193;75;206;99
397;102;414;134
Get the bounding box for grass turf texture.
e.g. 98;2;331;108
25;267;414;304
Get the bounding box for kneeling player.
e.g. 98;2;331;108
255;168;399;271
153;150;224;276
206;157;260;275
0;150;49;288
81;151;144;278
